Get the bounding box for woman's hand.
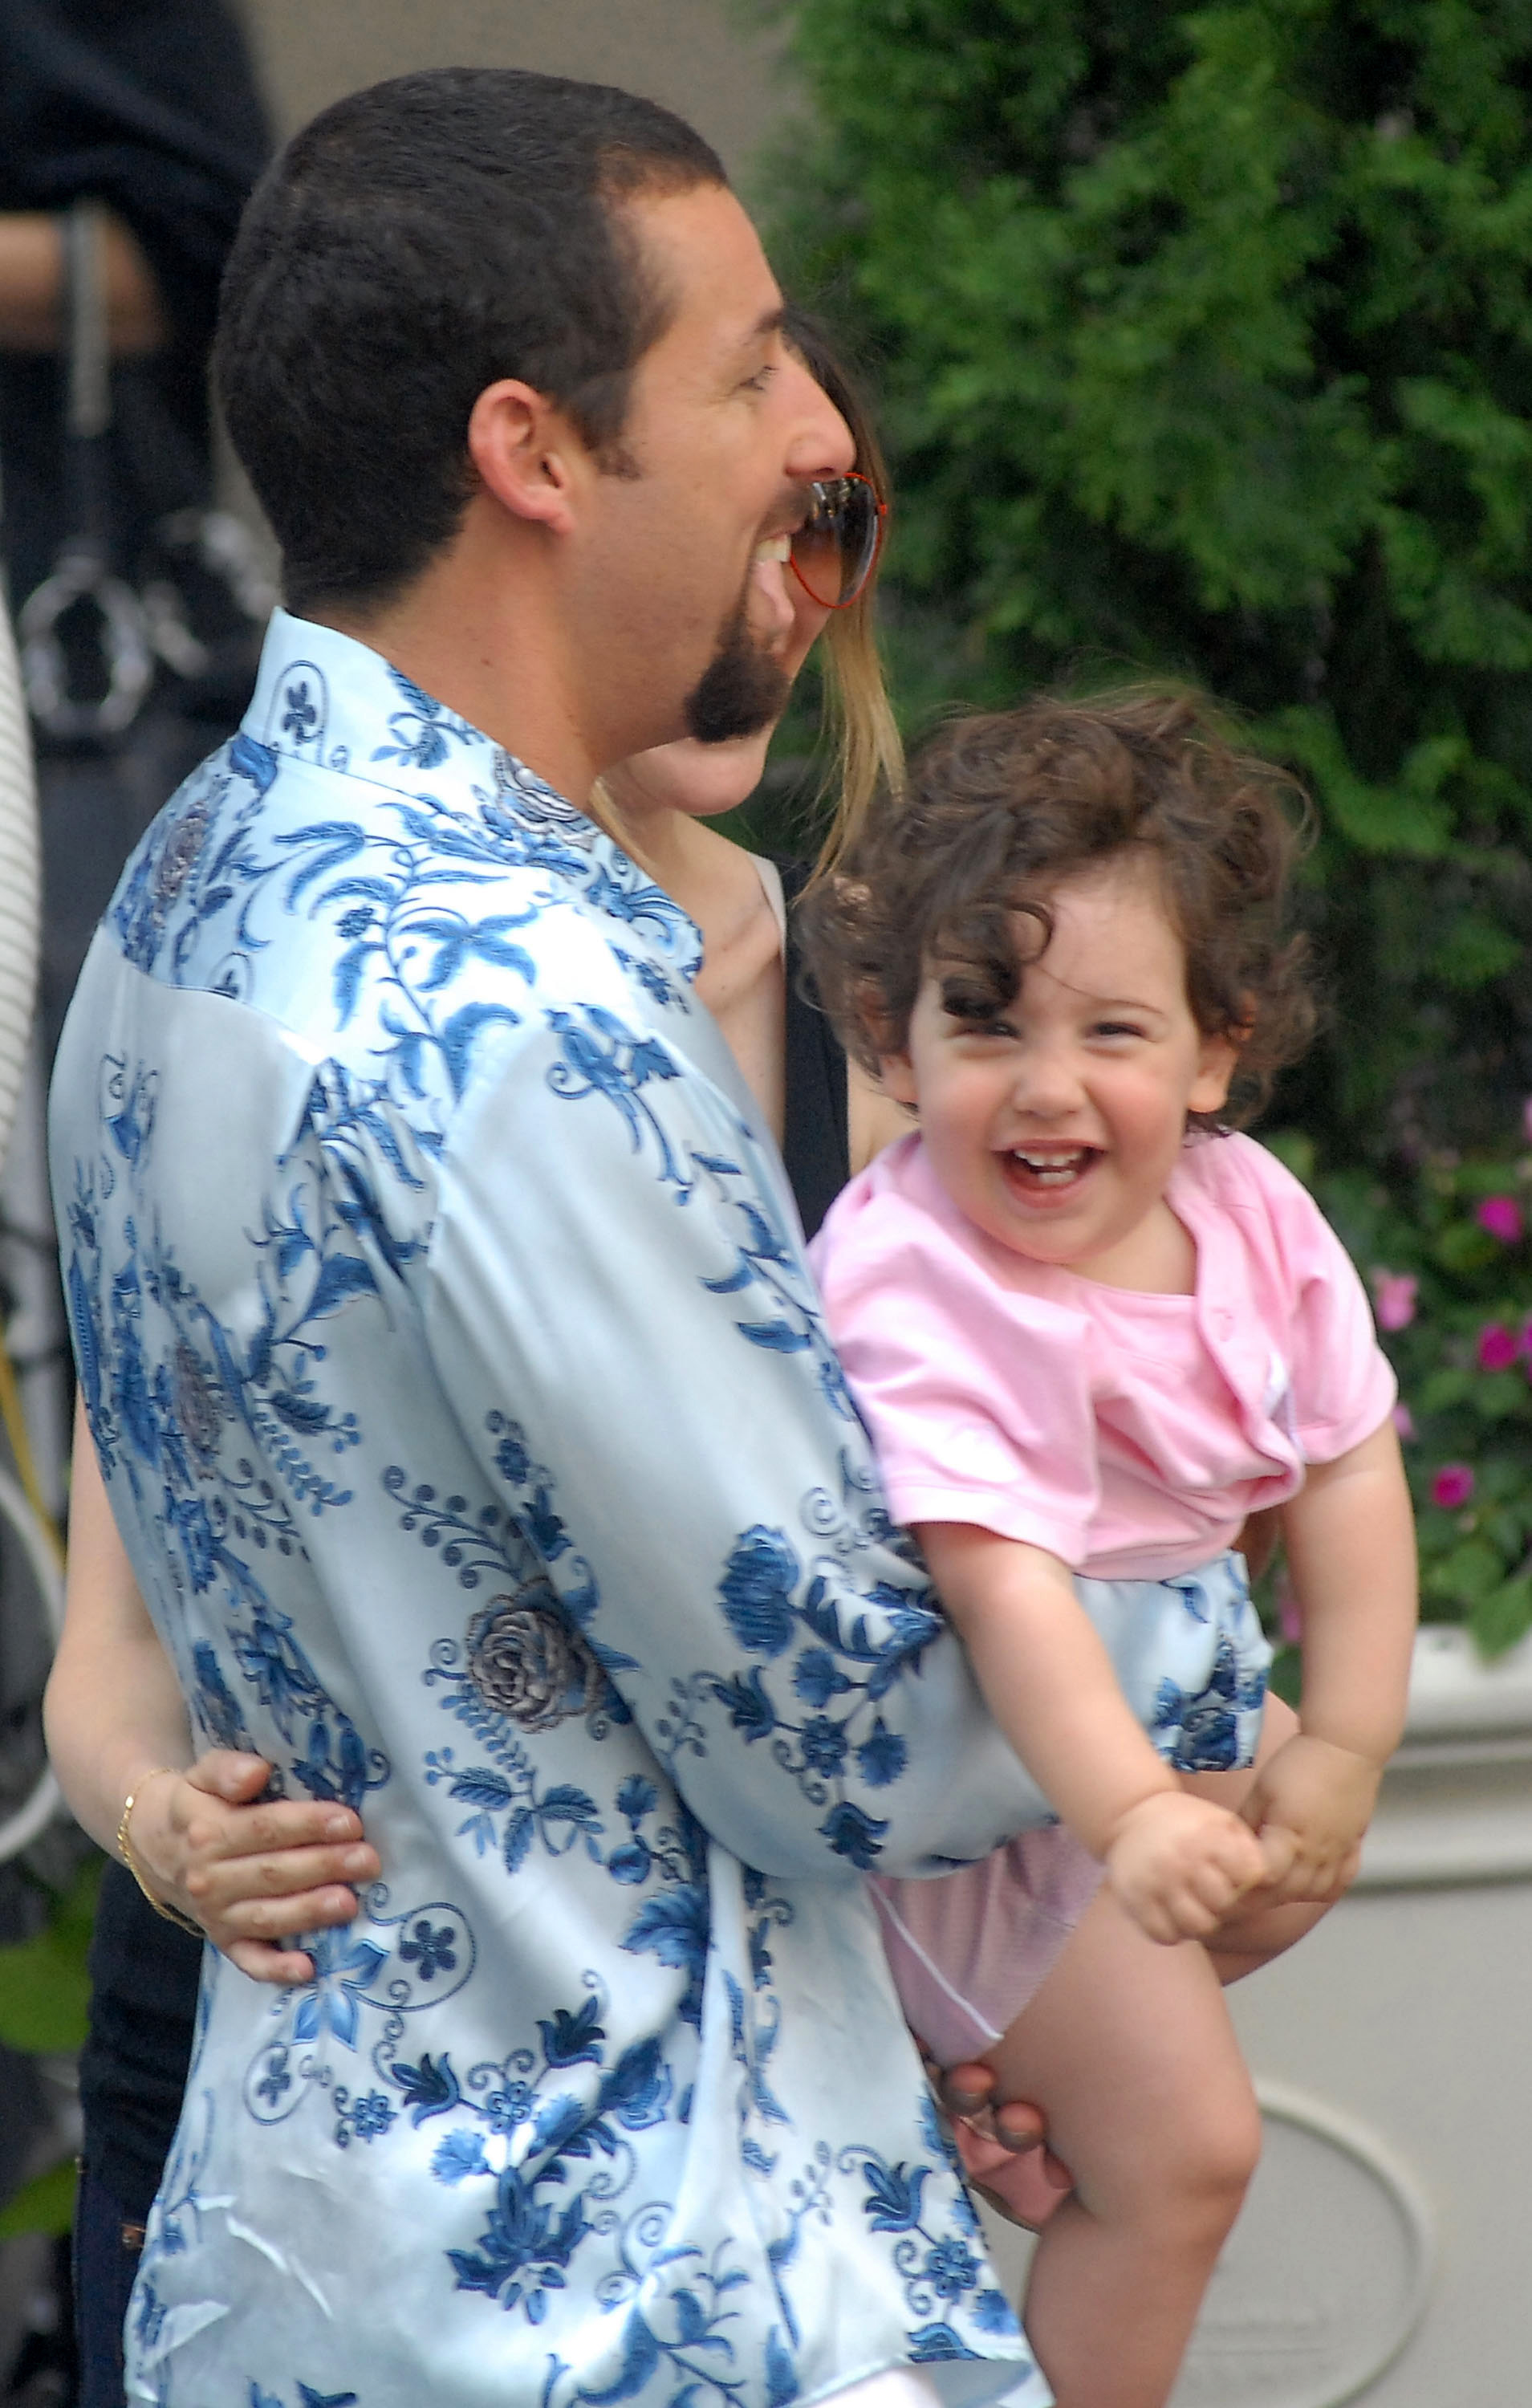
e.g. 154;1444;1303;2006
124;1752;380;1984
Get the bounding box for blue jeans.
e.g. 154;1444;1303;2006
71;2166;143;2408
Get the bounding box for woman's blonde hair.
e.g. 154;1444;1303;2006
588;313;903;864
782;311;904;881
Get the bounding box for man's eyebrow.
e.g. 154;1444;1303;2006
731;304;785;354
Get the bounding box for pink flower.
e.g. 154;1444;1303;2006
1430;1464;1475;1510
1477;1322;1520;1372
1476;1195;1523;1245
1370;1270;1417;1332
1392;1401;1416;1441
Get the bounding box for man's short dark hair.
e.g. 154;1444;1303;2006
215;68;725;614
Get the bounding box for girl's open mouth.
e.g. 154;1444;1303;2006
1003;1145;1100;1192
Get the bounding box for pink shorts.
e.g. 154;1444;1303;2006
870;1827;1103;2067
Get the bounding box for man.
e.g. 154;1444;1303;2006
50;69;1054;2408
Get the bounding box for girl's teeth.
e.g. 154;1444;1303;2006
1013;1150;1087;1185
754;534;791;563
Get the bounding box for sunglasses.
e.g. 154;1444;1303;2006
788;472;888;611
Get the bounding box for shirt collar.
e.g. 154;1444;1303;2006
243;608;703;978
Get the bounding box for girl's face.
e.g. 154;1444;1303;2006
600;551;833;826
880;860;1239;1289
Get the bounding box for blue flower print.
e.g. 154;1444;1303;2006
254;2047;293;2111
971;2288;1021;2335
718;1527;799;1658
292;1930;388;2049
791;1648;850;1710
856;1720;908;1788
798;1717;848;1778
335;2087;396;2146
250;2386;359;2408
819;1800;889;1871
400;1918;459;1983
924;2236;980;2302
433;2129;490;2185
281;679;319;743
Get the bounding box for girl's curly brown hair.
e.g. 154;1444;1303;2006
799;687;1316;1132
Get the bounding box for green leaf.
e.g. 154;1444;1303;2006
1417;1366;1474;1412
0;1861;100;2055
0;2158;75;2239
1424;1538;1502;1604
1469;1575;1532;1659
1435;1221;1502;1275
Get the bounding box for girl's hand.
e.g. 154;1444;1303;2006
124;1752;381;1984
1240;1732;1379;1904
1105;1790;1268;1945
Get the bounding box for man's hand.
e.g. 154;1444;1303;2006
125;1752;381;1983
1105;1790;1268;1945
927;2059;1074;2230
1240;1731;1379;1904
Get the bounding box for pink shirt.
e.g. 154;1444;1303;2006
811;1131;1396;1582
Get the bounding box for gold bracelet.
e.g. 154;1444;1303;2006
117;1769;205;1941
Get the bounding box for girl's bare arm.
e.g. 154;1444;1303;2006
1246;1417;1417;1898
918;1521;1269;1942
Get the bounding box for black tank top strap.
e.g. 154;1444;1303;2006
777;858;850;1242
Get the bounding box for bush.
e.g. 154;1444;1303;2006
1282;1109;1532;1652
761;0;1532;1172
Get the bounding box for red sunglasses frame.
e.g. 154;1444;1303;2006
788;472;889;612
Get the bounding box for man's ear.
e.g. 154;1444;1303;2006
466;380;586;535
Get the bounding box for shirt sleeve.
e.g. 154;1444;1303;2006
422;985;1057;1882
1240;1141;1398;1462
813;1197;1102;1565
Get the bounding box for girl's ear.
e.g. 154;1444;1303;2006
879;1047;918;1107
1189;1024;1243;1117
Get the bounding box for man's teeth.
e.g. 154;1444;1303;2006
754;534;791;563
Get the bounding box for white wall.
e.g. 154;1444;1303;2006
236;0;790;181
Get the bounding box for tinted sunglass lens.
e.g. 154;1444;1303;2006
792;476;882;607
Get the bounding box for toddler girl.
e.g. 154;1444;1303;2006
802;692;1417;2408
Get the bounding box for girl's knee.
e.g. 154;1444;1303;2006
1071;2064;1260;2235
1175;2076;1262;2208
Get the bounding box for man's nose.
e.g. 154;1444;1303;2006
780;351;855;481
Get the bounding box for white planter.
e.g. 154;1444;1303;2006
978;1626;1532;2406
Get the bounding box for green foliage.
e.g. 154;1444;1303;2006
0;1858;99;2057
1294;1111;1532;1651
0;2158;75;2240
760;0;1532;1165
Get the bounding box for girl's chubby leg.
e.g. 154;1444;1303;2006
978;1886;1261;2408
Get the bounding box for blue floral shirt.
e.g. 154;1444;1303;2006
51;613;1054;2408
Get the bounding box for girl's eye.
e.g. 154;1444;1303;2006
740;364;775;394
1092;1020;1147;1042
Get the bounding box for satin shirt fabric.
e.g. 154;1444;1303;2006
50;613;1053;2408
